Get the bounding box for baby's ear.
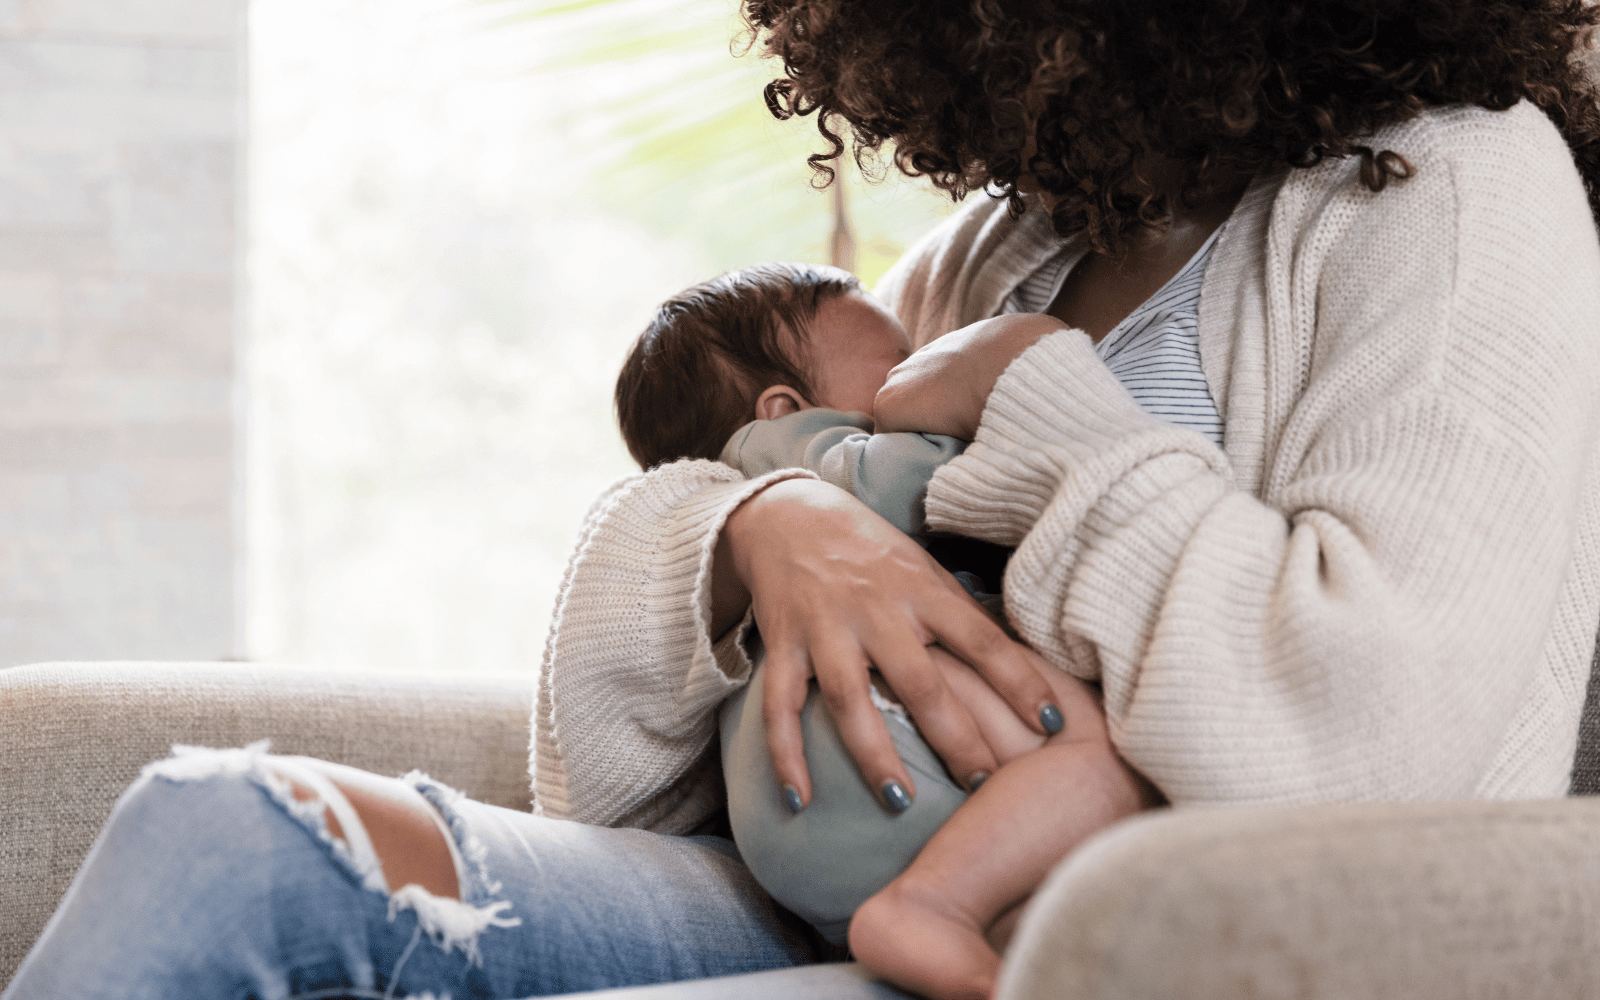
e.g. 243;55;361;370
755;385;813;420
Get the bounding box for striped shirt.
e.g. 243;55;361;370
1003;225;1226;447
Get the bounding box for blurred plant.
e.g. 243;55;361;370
483;0;951;286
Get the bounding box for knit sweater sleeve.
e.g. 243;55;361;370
926;103;1600;805
531;458;817;832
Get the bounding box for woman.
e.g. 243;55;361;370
7;2;1600;998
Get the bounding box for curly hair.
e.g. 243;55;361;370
743;0;1600;255
615;263;861;470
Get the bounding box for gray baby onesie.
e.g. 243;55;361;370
719;409;965;536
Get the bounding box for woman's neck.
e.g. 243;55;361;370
1045;175;1249;342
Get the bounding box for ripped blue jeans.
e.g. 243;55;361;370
2;744;818;1000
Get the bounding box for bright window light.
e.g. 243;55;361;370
247;0;954;672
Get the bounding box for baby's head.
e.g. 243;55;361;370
616;262;910;470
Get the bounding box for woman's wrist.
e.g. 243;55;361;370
711;478;883;640
711;478;819;640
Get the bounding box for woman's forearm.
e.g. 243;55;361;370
925;169;1600;805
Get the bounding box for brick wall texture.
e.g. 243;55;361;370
0;0;242;665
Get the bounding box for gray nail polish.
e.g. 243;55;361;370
782;784;804;815
1039;702;1064;734
967;771;990;792
880;780;912;814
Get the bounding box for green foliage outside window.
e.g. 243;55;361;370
489;0;955;288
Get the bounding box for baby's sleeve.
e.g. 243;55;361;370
720;409;966;535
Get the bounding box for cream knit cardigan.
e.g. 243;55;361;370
534;101;1600;834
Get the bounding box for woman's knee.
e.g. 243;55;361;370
308;774;460;900
63;760;295;939
126;746;462;904
100;761;261;861
259;756;463;901
25;750;501;999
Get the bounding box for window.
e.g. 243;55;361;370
247;0;954;672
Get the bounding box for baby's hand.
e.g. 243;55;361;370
873;313;1068;439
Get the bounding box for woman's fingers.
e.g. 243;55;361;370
724;479;1050;807
928;593;1064;738
762;634;923;813
814;648;919;812
867;636;999;794
759;642;815;813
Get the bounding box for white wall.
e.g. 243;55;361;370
0;0;243;665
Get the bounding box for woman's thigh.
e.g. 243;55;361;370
3;745;817;1000
449;782;819;995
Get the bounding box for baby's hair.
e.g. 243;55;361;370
616;262;862;470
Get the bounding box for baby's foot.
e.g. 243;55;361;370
849;877;1000;1000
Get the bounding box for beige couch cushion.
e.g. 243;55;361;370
999;798;1600;1000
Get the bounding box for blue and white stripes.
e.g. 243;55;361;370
1004;226;1226;448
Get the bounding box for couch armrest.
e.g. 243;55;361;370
998;797;1600;1000
562;962;912;1000
0;660;533;985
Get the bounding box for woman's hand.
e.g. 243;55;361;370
717;478;1064;812
873;313;1069;439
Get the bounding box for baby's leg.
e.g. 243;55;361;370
849;657;1155;1000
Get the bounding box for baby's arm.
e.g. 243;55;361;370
851;651;1157;1000
720;409;964;535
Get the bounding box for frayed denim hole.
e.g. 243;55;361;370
144;742;387;894
382;773;523;966
254;767;389;894
385;886;519;969
403;772;498;898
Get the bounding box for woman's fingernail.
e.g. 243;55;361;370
782;785;804;815
967;771;990;792
1039;703;1064;734
880;780;913;814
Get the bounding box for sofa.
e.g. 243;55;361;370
5;657;1600;999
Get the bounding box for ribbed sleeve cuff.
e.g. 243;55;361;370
691;469;822;693
534;460;818;832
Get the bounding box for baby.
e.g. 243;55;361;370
615;262;1155;1000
